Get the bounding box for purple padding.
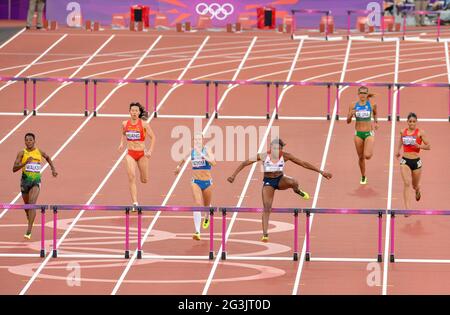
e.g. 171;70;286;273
52;204;127;211
388;209;450;216
140;205;213;212
223;207;297;213
0;204;47;210
292;9;330;14
306;208;384;215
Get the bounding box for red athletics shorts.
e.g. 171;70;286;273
128;150;145;161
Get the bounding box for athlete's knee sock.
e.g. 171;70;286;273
193;211;201;233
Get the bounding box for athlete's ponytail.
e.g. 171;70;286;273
129;102;148;119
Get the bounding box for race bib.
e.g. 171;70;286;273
25;162;41;173
192;159;206;168
402;136;416;146
264;162;283;172
356;110;371;118
126;130;141;141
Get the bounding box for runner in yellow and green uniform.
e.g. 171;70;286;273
346;86;379;185
13;133;58;239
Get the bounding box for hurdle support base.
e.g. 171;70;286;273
293;252;299;261
52;250;57;258
215;112;218;119
33;110;36;116
388;115;392;121
377;254;382;263
153;112;157;118
335;114;339;120
84;110;89;117
390;254;395;263
40;249;45;258
396;115;400;122
326;114;330;120
275;113;279;120
93;111;97;117
305;253;310;261
206;113;209;119
209;252;214;260
137;250;142;259
221;252;227;260
125;250;130;259
266;113;270;119
448;115;450;122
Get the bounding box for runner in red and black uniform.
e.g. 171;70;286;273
119;102;155;208
396;112;431;211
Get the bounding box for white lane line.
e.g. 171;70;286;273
111;36;256;295
291;39;353;295
0;28;26;50
18;36;164;295
202;39;304;296
0;34;67;91
309;257;378;262
382;38;400;296
394;259;450;264
445;41;450;84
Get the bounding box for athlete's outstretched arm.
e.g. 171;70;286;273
41;150;58;177
284;152;332;179
12;151;26;173
227;154;261;183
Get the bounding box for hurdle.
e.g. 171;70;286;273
395;82;450;122
151;79;211;118
388;209;450;263
213;80;272;119
136;206;216;260
304;208;384;263
50;205;132;259
0;204;48;258
291;9;341;40
274;81;332;120
220;207;300;261
401;10;442;42
0;76;29;115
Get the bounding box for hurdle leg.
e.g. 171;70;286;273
293;210;299;261
221;209;227;260
335;84;340;120
327;84;331;120
275;83;279;119
388;85;392;121
347;11;351;40
125;208;130;259
145;81;149;114
378;212;383;262
437;13;441;42
209;208;214;260
84;80;89;116
266;83;270;119
396;85;400;121
52;207;58;258
137;208;142;259
206;82;210;119
305;211;311;261
32;79;36;116
402;14;406;40
214;82;219;119
93;80;97;117
40;207;46;258
153;82;158;118
390;213;395;262
23;79;28;116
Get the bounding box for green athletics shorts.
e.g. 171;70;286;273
355;130;374;140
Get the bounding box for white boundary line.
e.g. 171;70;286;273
111;36;257;295
0;28;26;50
202;38;305;296
310;257;378;262
18;36;165;295
0;253;41;258
226;256;293;261
394;259;450;264
141;255;210;260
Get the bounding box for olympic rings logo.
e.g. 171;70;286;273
195;3;234;21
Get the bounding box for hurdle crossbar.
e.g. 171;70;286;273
304;208;384;262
